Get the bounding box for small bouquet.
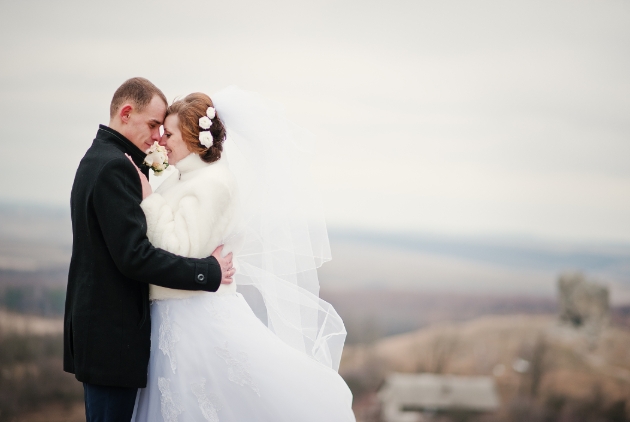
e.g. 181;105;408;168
143;141;169;176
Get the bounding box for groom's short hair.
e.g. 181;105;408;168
110;77;168;118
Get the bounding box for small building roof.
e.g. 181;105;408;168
379;373;500;413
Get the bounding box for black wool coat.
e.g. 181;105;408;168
64;125;222;388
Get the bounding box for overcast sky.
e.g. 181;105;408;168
1;0;629;243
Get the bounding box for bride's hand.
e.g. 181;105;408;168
212;245;235;284
125;154;152;200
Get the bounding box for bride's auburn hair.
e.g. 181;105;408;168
166;93;226;163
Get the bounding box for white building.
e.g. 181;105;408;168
378;373;501;422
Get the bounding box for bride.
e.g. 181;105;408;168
130;87;355;422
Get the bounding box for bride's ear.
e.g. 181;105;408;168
119;104;133;123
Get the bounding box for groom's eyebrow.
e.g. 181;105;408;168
149;118;162;125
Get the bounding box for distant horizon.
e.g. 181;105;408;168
2;197;630;248
1;198;628;303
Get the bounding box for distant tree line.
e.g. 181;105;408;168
0;286;65;316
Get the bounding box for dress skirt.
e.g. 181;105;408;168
132;292;355;422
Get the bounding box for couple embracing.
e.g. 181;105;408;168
63;77;355;422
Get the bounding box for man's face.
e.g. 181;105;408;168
125;95;167;152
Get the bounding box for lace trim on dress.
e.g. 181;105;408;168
214;341;261;396
202;296;231;322
159;304;181;374
191;378;220;422
158;377;183;422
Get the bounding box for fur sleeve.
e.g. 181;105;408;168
139;193;168;242
140;194;199;257
140;172;236;258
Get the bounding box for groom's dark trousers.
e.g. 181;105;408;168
64;125;224;420
83;383;137;422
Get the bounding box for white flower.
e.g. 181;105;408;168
152;152;166;165
143;141;169;175
206;107;216;119
199;131;213;148
199;116;212;130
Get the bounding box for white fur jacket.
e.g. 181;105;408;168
140;153;238;300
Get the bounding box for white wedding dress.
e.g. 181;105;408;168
131;88;355;422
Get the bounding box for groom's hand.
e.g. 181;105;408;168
212;245;235;284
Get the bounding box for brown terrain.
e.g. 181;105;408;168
341;314;630;421
1;205;629;420
1;300;630;421
0;310;62;336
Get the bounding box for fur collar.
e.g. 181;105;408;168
175;153;226;182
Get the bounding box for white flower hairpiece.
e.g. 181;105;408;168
199;116;212;130
198;106;217;148
199;131;213;148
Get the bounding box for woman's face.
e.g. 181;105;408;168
161;114;192;165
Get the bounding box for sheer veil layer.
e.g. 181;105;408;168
213;86;346;371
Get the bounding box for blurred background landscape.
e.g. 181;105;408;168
1;202;629;421
1;0;629;420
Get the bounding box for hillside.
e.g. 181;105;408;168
341;314;630;420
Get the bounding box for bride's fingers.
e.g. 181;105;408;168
125;154;139;170
212;245;224;256
125;154;145;180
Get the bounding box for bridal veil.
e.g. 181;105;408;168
213;86;346;371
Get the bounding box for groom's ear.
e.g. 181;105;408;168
119;104;133;124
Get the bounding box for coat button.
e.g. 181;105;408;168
197;274;205;282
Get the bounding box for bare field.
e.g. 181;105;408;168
341;314;630;420
0;310;63;336
12;403;85;422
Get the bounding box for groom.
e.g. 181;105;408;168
63;77;234;422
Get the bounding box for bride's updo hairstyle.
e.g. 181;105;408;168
166;93;226;163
